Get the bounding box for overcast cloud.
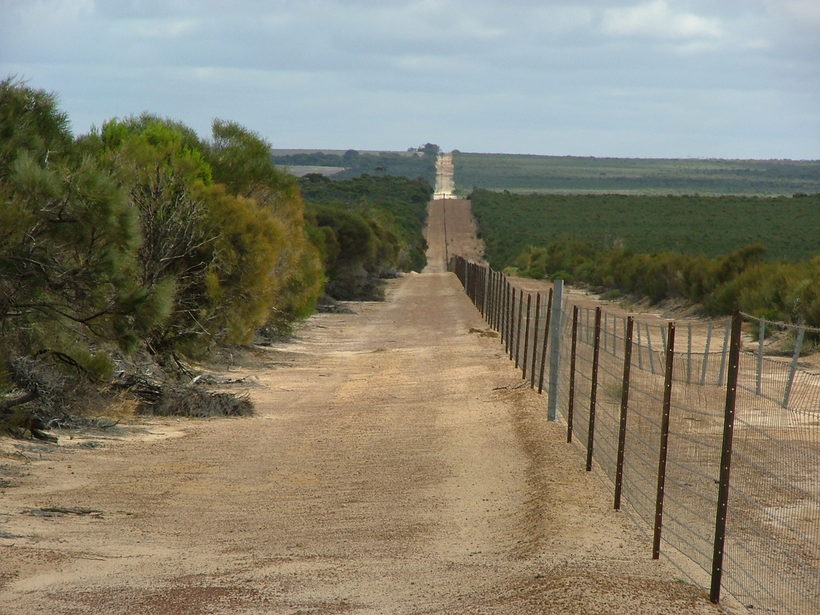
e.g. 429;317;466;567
1;0;818;158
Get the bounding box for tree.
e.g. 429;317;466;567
207;120;324;335
0;82;158;436
0;77;72;179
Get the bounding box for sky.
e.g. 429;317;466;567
1;0;819;159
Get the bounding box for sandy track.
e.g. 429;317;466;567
424;199;484;273
433;153;454;199
0;201;724;614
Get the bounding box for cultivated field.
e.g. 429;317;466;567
470;189;820;266
453;152;820;196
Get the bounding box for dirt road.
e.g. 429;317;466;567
0;201;724;614
433;153;454;199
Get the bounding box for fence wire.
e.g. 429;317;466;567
451;257;819;615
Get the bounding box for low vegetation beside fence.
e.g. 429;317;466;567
470;190;820;328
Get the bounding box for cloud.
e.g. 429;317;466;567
776;0;820;28
601;0;723;41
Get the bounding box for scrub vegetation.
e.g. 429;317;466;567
471;189;820;327
299;173;431;299
272;143;439;185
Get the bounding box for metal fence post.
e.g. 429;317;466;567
718;320;730;387
687;323;693;384
710;311;742;604
522;293;532;378
567;305;579;443
653;321;676;559
700;321;713;385
585;306;602;470
504;282;512;355
530;293;541;388
538;288;553;395
491;271;500;331
646;323;656;375
614;316;634;510
782;324;805;409
514;289;524;366
547;281;564;421
482;266;489;317
756;316;765;395
636;323;643;370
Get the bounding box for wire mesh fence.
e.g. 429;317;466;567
451;255;819;615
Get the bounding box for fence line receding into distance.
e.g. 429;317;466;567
451;255;820;615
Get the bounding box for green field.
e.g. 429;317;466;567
454;153;820;196
471;190;820;269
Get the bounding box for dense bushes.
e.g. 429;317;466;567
513;239;820;326
299;173;431;299
0;78;324;434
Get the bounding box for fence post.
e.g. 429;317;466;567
585;306;602;470
482;266;489;317
547;281;564;420
530;293;541;388
756;316;765;395
567;305;579;443
646;323;657;375
509;287;518;360
782;324;805;409
718;320;730;387
636;324;643;370
687;323;693;384
653;321;676;559
504;282;512;355
514;290;524;366
700;321;713;385
522;293;532;378
710;311;742;604
491;271;499;331
614;316;634;510
538;288;553;395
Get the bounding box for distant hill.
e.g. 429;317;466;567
453;152;820;196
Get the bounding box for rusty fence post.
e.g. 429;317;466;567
487;267;498;329
614;316;635;510
756;315;765;396
710;312;742;604
521;293;532;377
530;293;541;388
585;306;602;470
495;272;503;332
509;287;517;360
484;266;490;318
470;263;477;305
567;305;579;443
653;321;676;559
514;289;524;366
537;288;553;395
504;282;511;355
